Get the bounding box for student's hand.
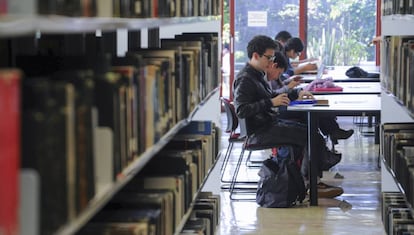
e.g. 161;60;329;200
287;75;303;88
298;91;314;100
271;93;290;106
300;63;318;71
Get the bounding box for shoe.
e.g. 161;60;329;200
330;129;354;143
317;182;344;198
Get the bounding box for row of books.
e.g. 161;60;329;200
77;121;220;235
382;192;414;234
3;0;220;18
0;31;219;234
382;0;414;15
382;123;414;214
381;36;414;114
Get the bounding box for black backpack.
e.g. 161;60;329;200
256;152;306;208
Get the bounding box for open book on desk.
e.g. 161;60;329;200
289;99;329;106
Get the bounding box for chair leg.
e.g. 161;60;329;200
229;148;257;200
229;147;246;200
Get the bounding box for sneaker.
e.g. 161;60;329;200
330;129;354;141
317;182;344;198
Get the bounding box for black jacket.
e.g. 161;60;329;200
233;63;299;134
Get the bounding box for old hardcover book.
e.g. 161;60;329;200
53;69;96;213
94;71;127;178
112;56;143;161
130;175;185;228
161;39;202;114
91;209;161;235
112;54;147;154
0;69;21;235
181;218;209;235
78;222;150;235
21;78;76;235
127;49;178;127
93;126;114;195
141;150;198;211
107;191;174;235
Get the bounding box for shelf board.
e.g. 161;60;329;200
0;15;220;37
55;87;220;235
54;119;189;235
382;15;414;35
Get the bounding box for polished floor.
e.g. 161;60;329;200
202;115;386;235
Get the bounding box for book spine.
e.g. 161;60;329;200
0;69;21;235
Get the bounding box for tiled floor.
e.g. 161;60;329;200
202;115;387;234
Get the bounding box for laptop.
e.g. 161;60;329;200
315;63;325;80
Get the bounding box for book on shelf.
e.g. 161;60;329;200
38;0;97;16
127;175;185;229
127;48;181;128
78;222;151;235
90;209;162;235
140;150;198;211
197;192;220;227
52;69;96;213
0;69;21;235
105;191;174;235
161;37;206;105
112;54;146;154
180;217;210;235
94;71;128;178
111;64;139;164
21;78;76;235
93;126;114;195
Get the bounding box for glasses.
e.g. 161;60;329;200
295;51;302;56
262;54;275;62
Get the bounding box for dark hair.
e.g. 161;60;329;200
274;40;284;53
247;35;277;59
272;51;288;71
284;37;304;53
274;30;292;43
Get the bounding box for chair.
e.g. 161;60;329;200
229;118;295;200
220;97;246;183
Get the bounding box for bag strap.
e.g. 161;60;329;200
287;146;307;202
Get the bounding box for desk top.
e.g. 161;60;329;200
300;66;380;83
287;94;381;114
298;82;382;94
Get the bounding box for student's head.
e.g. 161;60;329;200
274;40;284;53
284;37;304;59
266;51;288;81
247;35;278;72
274;30;292;45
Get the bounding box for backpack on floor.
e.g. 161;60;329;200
256;150;306;208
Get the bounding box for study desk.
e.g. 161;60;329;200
287;94;381;206
298;82;382;95
300;66;380;83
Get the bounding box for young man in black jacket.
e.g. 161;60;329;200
233;35;343;198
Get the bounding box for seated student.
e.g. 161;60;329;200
283;37;318;76
233;35;343;198
275;31;318;68
274;37;354;144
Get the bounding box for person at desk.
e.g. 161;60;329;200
283;37;318;76
275;36;355;144
275;30;318;66
233;35;343;198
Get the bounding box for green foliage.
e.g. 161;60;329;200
223;0;376;65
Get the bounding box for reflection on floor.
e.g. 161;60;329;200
202;115;386;235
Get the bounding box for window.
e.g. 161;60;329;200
307;0;377;66
221;0;377;99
